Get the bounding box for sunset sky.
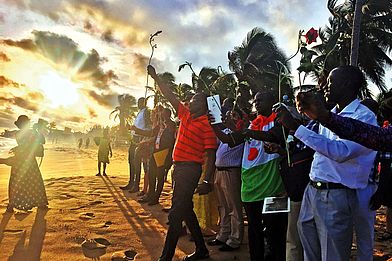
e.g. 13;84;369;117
0;1;342;131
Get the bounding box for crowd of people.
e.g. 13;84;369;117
141;65;391;261
1;63;392;261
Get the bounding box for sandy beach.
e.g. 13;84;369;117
0;143;391;260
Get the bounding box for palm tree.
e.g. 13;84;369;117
350;0;365;65
311;0;392;95
110;94;137;135
172;83;194;101
228;27;293;105
148;71;179;109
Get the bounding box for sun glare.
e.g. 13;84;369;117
39;71;80;108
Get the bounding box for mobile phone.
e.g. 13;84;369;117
207;95;222;124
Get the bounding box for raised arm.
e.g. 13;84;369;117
242;129;279;143
211;124;244;147
147;65;180;112
295;91;392;152
323;113;392;152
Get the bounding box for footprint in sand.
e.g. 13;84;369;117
86;193;101;196
88;200;104;206
79;212;95;220
111;249;137;260
81;238;109;259
59;194;74;200
93;237;111;246
70;206;86;211
3;229;24;234
102;221;113;228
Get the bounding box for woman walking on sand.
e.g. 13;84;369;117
96;128;112;176
0;115;48;212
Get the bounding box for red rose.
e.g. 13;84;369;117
305;27;318;44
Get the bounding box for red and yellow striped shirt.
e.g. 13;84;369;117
173;103;217;163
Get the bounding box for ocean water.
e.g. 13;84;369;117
0;136;17;157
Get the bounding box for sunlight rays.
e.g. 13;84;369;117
38;70;80;108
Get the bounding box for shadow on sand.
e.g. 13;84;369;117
8;208;47;261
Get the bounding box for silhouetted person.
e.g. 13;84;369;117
85;137;90;148
0;115;48;212
120;97;151;192
96;128;112;177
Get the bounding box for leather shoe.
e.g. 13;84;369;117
182;249;209;261
207;239;224;246
219;243;239;252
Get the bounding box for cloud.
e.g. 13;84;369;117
0;109;16;129
86;90;118;108
1;31;118;89
0;75;25;88
27;91;44;101
0;96;39;112
0;91;44;112
1;38;37;51
88;107;98;118
65;115;85;123
132;53;150;76
101;29;115;43
0;52;10;62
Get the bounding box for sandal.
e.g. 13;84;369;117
379;232;392;241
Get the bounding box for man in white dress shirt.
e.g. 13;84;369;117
278;66;377;261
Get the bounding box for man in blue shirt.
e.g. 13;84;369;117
278;66;377;260
207;111;245;252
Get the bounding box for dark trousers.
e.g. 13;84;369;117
147;156;166;201
243;201;287;261
127;144;136;187
128;144;144;190
160;162;206;260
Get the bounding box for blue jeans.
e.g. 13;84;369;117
298;184;356;261
354;183;377;261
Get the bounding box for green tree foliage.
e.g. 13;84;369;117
309;0;392;96
110;94;137;135
228;27;293;107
